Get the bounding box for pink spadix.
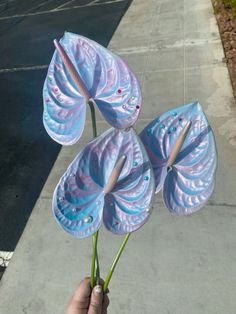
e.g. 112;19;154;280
104;155;127;194
167;121;191;167
53;39;91;101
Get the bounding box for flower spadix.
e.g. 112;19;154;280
43;32;141;145
140;102;217;215
53;128;155;238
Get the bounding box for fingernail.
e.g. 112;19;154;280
94;285;102;294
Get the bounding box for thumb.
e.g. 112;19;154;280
88;285;103;314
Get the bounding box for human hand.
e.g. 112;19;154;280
65;277;109;314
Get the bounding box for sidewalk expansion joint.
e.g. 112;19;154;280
0;0;126;20
0;65;48;73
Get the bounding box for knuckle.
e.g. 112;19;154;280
90;301;101;310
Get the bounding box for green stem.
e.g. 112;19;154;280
90;231;99;288
103;233;131;292
95;253;100;285
88;99;100;288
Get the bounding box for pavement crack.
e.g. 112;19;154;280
207;201;236;208
0;65;48;73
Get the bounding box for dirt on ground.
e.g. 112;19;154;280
212;1;236;97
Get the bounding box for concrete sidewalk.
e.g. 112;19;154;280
1;0;236;313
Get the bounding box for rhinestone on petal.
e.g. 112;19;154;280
160;124;165;129
128;96;136;106
144;176;149;181
72;207;80;213
84;216;93;223
146;206;153;213
133;161;138;167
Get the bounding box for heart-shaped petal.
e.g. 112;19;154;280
140;102;217;214
53;127;155;237
43;32;141;145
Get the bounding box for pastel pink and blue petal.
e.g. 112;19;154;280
140;101;217;215
43;32;142;145
53;127;155;238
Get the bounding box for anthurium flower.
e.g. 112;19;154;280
139;102;217;215
43;32;142;145
53;127;155;238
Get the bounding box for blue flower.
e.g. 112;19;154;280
140;102;217;215
53;127;155;238
43;32;142;145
